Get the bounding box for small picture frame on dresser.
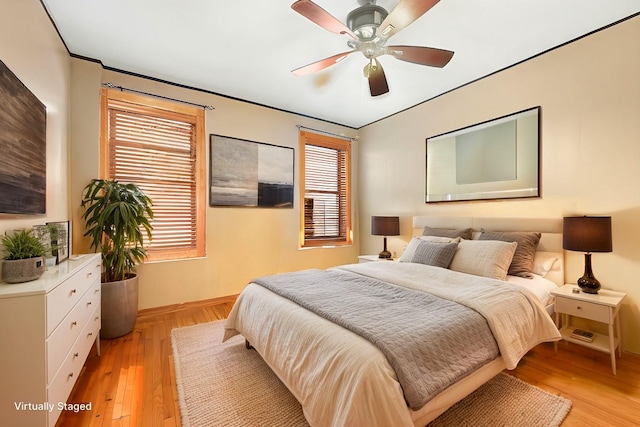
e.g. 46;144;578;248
46;220;71;264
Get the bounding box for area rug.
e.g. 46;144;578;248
171;320;571;427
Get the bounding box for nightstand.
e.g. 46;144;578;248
551;284;626;374
358;255;394;263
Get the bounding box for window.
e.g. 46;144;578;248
299;131;352;247
100;88;206;261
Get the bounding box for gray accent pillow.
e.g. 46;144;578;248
422;226;473;240
399;236;460;262
479;230;541;278
411;241;458;268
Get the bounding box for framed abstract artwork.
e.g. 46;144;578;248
425;107;540;203
209;135;294;208
0;59;47;214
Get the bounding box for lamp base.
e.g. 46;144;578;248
578;253;601;294
578;276;601;294
378;236;392;259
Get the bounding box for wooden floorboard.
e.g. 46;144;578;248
57;297;640;426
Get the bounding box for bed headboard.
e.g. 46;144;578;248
412;216;564;286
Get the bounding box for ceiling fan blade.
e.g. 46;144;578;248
292;51;354;76
386;45;454;67
291;0;357;39
378;0;440;39
368;58;389;97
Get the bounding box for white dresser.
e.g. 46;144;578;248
0;254;101;427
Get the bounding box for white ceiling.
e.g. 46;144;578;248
42;0;640;128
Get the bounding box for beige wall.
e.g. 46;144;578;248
68;66;360;309
358;16;640;353
0;0;71;233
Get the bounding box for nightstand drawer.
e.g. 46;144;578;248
556;297;610;323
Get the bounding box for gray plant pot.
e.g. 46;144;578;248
1;256;46;283
101;274;139;339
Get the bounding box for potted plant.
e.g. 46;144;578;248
81;179;153;339
1;229;48;283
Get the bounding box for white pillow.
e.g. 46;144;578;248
449;240;517;280
532;251;559;277
399;236;461;262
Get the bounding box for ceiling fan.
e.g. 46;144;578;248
291;0;454;97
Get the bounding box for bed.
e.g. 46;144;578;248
223;216;564;426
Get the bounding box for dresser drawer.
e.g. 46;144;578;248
47;304;100;427
46;260;101;335
556;297;610;323
47;280;101;383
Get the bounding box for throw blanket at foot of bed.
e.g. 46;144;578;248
336;262;562;369
253;269;499;410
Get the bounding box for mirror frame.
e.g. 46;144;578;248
425;106;541;203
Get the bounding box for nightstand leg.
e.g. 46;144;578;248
609;321;617;375
616;317;622;357
554;311;560;353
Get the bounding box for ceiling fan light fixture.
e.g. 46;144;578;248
347;4;388;41
290;0;453;96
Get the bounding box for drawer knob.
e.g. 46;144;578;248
68;372;74;379
71;289;77;294
71;321;77;326
577;306;582;310
95;316;100;321
94;289;100;294
88;332;93;337
74;352;79;358
87;301;92;306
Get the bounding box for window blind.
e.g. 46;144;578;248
299;131;351;247
102;90;205;260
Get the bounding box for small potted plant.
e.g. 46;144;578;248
1;229;48;283
81;179;153;338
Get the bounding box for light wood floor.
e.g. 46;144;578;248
58;297;640;427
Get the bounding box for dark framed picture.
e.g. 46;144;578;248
46;221;70;264
210;135;294;208
0;59;47;214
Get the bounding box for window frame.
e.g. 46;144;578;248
298;130;352;248
99;88;206;261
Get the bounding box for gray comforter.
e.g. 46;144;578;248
253;268;499;410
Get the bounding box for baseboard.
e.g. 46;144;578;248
137;294;238;318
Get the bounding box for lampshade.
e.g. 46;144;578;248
563;216;612;253
371;216;400;236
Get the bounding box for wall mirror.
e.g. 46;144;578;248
425;106;540;203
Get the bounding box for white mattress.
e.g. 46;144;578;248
506;273;559;306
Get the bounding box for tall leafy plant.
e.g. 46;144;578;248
81;179;153;283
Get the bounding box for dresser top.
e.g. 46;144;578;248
0;254;100;298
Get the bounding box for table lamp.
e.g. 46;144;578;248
371;216;400;259
563;216;612;294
